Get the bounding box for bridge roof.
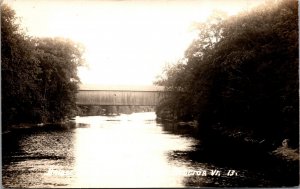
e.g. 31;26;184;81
79;84;165;91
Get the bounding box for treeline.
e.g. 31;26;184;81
1;4;84;129
155;0;298;148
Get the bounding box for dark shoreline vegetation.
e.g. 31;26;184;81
1;0;299;186
2;4;85;131
154;0;299;182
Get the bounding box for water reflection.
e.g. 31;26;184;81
2;112;285;187
2;127;76;188
71;112;197;187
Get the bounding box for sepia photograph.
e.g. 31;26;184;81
1;0;299;187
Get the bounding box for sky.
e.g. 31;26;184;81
4;0;262;85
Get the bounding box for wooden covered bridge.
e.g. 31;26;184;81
76;84;165;106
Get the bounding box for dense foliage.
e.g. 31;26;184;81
1;4;84;129
155;0;298;148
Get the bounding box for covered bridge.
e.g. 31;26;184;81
76;84;165;106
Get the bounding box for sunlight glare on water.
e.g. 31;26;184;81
3;112;281;187
72;112;195;187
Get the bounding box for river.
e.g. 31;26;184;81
2;112;294;187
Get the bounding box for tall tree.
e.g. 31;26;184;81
155;0;298;147
155;10;228;121
1;4;85;128
1;4;41;127
34;37;85;122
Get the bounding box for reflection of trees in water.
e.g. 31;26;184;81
159;122;199;137
167;148;274;187
2;125;77;187
166;138;298;187
161;120;299;187
182;172;254;187
181;161;281;187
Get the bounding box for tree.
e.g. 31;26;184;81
155;10;228;122
34;37;85;122
1;4;85;128
208;0;299;145
155;0;299;147
1;4;41;127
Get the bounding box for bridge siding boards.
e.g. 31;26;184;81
76;90;163;106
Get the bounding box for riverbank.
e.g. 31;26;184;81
2;120;77;134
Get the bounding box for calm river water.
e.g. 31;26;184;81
2;112;292;187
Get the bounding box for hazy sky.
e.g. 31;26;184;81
4;0;262;85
